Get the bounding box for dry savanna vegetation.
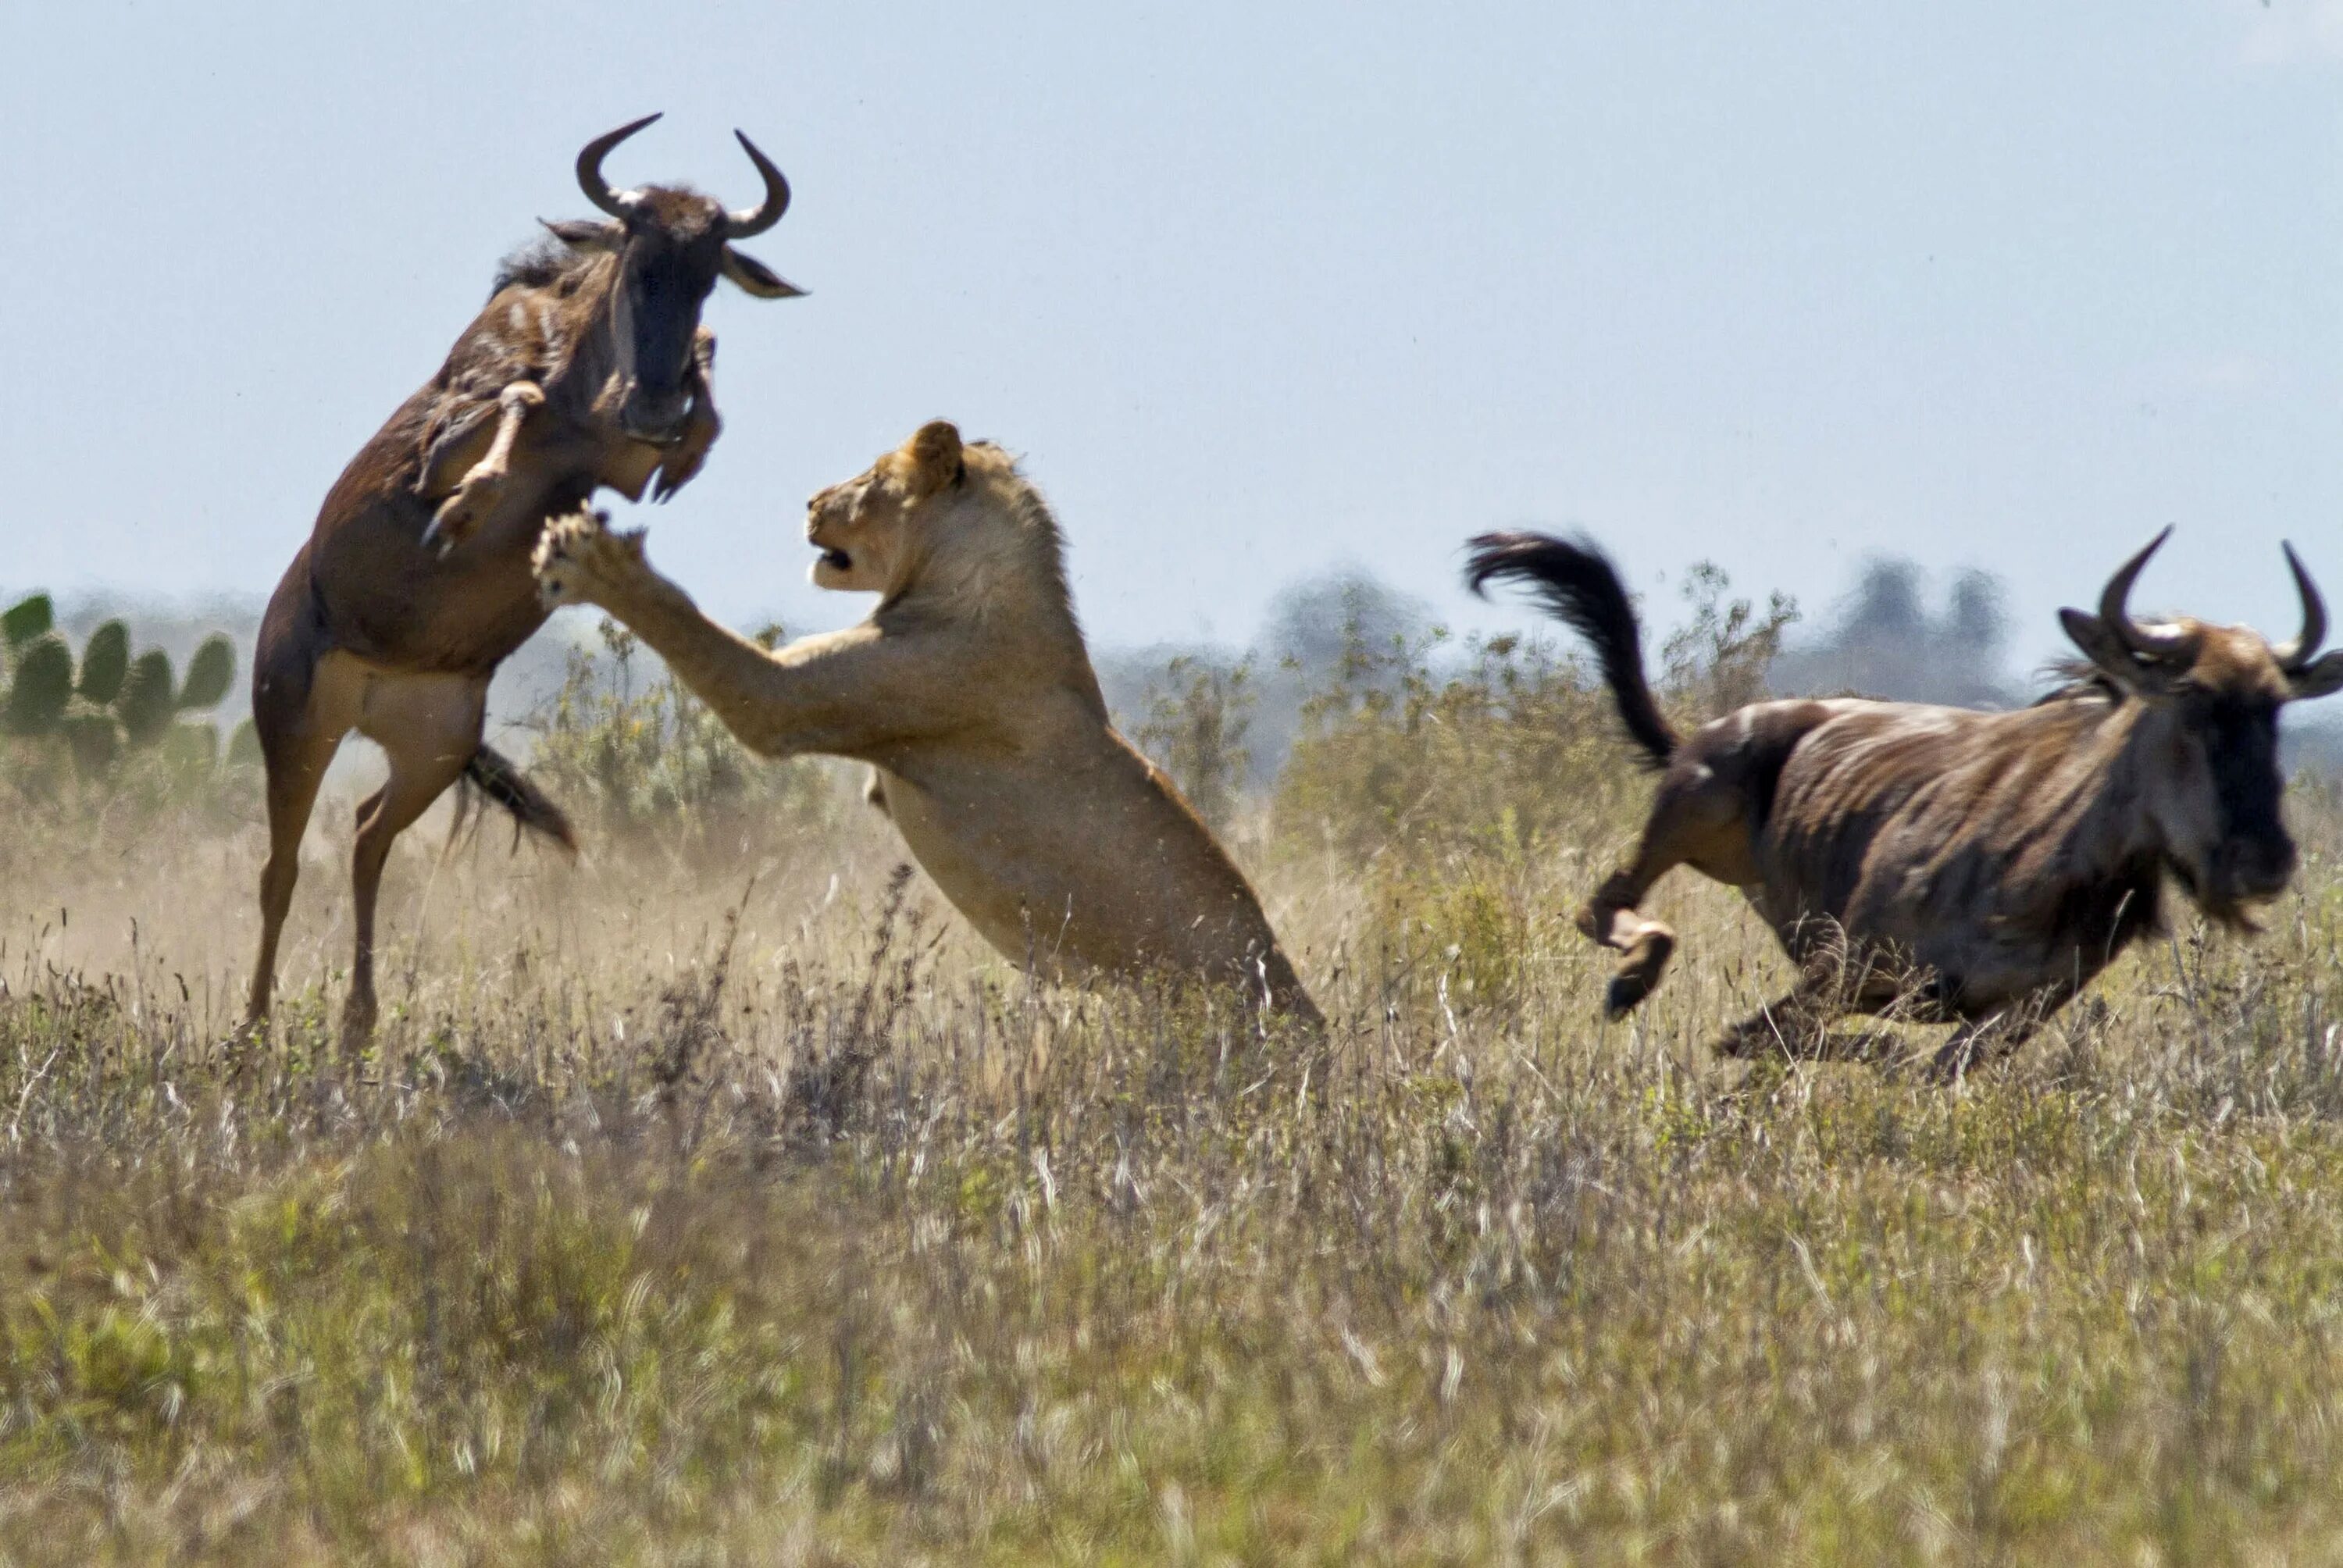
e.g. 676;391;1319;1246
8;587;2343;1564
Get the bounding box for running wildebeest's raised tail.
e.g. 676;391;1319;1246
1467;531;1678;769
1470;527;2343;1077
245;116;801;1045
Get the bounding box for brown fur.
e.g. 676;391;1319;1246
1469;529;2343;1077
243;123;800;1043
535;422;1321;1026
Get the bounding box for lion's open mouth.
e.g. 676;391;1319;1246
819;548;852;572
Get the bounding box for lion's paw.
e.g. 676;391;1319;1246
533;509;647;610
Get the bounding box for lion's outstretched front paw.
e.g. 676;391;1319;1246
533;510;647;610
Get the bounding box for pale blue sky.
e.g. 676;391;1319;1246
5;2;2341;667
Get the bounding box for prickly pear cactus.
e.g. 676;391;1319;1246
226;718;263;772
179;636;234;712
76;621;127;704
2;593;53;650
115;650;178;746
2;633;73;736
1;593;244;784
59;709;120;772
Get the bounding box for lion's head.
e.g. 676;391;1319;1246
805;421;961;593
804;421;1068;616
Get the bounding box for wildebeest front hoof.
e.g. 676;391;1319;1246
426;473;502;555
421;513;466;559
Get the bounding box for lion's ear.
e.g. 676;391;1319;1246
904;420;965;497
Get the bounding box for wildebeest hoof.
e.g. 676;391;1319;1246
426;471;505;554
1603;972;1653;1017
1924;1039;1980;1084
339;989;378;1049
651;447;708;503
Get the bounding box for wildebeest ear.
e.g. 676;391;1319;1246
721;247;805;299
904;420;965;496
2288;649;2343;701
541;218;622;251
2060;608;2144;690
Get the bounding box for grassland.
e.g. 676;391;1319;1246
7;633;2343;1563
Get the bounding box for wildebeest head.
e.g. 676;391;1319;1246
541;114;802;445
2059;529;2343;919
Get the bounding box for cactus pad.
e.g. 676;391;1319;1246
2;634;74;736
2;594;53;649
2;600;248;782
59;710;121;772
77;620;129;704
160;722;219;772
116;650;177;745
177;635;236;711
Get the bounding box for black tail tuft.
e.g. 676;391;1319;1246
455;745;577;855
1465;530;1678;769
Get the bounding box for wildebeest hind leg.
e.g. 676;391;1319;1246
1925;1010;2044;1083
342;675;487;1046
1580;878;1677;1017
244;717;345;1031
1713;988;1837;1059
1579;777;1746;1016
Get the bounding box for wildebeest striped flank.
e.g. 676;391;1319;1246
1467;528;2343;1076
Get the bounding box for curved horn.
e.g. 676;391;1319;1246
576;113;662;219
2100;526;2199;663
2276;541;2327;671
722;130;791;237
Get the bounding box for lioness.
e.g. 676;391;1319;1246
533;419;1320;1025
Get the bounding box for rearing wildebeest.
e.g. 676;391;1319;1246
1467;528;2343;1076
245;115;801;1042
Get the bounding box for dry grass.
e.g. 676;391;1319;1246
8;668;2343;1564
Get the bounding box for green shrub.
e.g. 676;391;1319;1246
1265;564;1794;1007
527;617;838;844
1136;654;1255;832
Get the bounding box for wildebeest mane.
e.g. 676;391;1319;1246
2031;659;2122;707
489;236;599;300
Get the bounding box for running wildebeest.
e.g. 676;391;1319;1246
1467;528;2343;1076
245;115;802;1042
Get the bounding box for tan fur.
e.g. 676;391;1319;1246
535;421;1320;1025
